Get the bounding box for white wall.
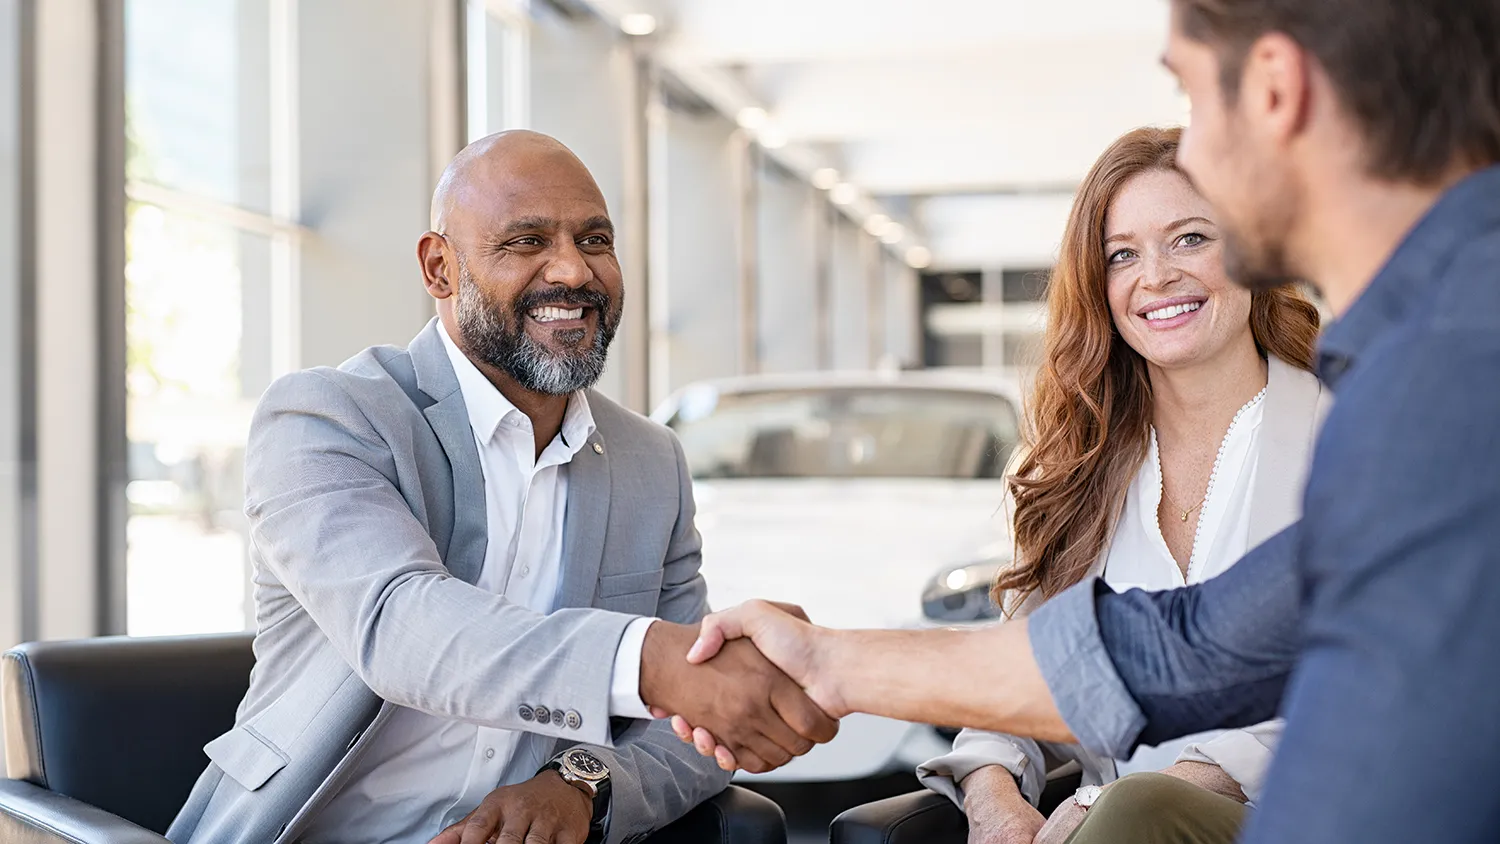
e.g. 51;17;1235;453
296;0;436;368
755;161;820;373
654;106;741;395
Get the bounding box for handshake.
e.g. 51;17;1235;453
638;600;842;774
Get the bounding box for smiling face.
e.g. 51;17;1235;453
421;132;625;396
1104;168;1254;371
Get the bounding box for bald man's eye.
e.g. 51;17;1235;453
503;236;546;251
579;234;614;253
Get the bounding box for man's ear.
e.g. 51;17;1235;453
418;231;454;300
1242;32;1313;147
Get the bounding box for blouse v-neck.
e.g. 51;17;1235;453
1105;387;1268;590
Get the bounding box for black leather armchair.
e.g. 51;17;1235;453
0;634;785;844
829;770;1082;844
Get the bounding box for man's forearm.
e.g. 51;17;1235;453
817;620;1076;742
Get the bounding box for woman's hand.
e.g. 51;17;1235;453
1031;796;1087;844
961;766;1047;844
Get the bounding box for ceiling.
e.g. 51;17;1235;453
580;0;1187;269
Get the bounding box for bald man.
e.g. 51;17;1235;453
168;132;836;844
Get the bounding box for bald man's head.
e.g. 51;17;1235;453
417;130;623;398
430;130;604;233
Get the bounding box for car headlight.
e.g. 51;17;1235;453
922;560;1006;623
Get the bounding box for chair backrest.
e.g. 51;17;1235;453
2;633;255;835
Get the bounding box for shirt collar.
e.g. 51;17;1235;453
1318;164;1500;388
436;321;597;452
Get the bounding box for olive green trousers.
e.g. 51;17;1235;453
1065;773;1249;844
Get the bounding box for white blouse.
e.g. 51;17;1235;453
1105;387;1268;780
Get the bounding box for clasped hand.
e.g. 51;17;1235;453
646;600;843;773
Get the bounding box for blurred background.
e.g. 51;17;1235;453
0;0;1185;832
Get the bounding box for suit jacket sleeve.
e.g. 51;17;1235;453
244;370;637;747
561;430;733;844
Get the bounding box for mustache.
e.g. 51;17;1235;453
513;287;612;314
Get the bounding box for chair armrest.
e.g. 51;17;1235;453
641;785;786;844
830;789;967;844
0;779;172;844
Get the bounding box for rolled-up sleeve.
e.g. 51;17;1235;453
917;729;1047;807
1028;580;1147;759
1030;523;1303;759
1176;720;1282;803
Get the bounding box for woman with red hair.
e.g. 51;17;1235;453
918;126;1327;844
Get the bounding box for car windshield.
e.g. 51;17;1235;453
665;386;1019;480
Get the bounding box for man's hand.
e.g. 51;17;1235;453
426;770;591;844
960;765;1047;844
660;600;844;772
639;615;838;774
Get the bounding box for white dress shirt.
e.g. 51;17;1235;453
1106;387;1269;788
302;324;656;844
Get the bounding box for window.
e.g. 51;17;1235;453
466;0;530;141
123;0;299;635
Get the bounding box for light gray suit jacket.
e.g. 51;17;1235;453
168;319;730;844
918;356;1329;808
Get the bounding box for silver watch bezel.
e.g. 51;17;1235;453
1074;784;1103;809
559;748;609;796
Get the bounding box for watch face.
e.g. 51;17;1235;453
1076;785;1103;808
564;749;608;781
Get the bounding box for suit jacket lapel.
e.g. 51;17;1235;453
411;319;489;586
558;419;611;608
1247;356;1326;546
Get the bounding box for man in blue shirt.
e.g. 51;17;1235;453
665;0;1500;841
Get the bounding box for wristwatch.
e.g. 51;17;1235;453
543;748;611;841
1073;784;1103;810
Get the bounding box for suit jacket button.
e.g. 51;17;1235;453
534;705;551;725
565;710;582;730
519;704;535;722
551;709;566;726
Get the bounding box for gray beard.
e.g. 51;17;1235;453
452;258;617;396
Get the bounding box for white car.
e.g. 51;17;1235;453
652;370;1023;782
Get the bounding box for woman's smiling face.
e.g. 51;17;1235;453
1103;168;1254;371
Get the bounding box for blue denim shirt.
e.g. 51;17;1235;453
1028;164;1500;842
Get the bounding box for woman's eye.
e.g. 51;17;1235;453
1179;232;1207;247
1108;248;1136;265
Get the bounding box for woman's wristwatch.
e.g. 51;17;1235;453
543;748;612;842
1073;784;1103;810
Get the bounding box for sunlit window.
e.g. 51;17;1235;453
123;0;296;636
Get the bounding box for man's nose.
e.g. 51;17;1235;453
543;240;592;288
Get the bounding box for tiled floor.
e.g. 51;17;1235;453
744;774;921;844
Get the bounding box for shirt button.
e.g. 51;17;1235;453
485;747;496;760
521;566;531;577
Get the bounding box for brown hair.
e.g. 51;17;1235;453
993;126;1320;608
1172;0;1500;182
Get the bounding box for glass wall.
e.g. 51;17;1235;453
123;0;294;635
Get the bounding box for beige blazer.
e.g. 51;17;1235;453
918;355;1330;808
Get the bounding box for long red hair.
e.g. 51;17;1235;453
993;126;1320;608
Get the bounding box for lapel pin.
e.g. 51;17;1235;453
592;442;604;455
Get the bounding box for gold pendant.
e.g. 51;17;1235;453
1181;511;1190;522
